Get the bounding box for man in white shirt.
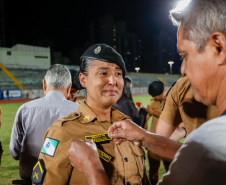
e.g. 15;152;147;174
10;64;79;184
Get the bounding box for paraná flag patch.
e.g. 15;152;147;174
41;137;59;157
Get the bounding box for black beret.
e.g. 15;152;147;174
80;44;126;77
69;69;84;90
148;81;164;97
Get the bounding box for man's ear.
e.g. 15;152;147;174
66;83;72;97
211;32;226;65
43;79;47;96
43;79;47;91
79;73;87;88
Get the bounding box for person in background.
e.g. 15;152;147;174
35;44;149;185
10;64;79;185
113;76;147;127
144;81;165;132
68;69;84;103
143;81;168;185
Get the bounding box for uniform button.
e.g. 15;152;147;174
127;182;131;185
124;157;128;162
74;113;79;116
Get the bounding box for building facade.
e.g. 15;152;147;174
0;44;50;68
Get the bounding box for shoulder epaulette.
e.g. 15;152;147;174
53;112;81;127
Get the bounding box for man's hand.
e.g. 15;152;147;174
108;119;147;146
68;139;99;173
68;139;110;185
108;119;182;161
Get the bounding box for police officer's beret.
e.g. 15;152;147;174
80;44;126;77
148;81;164;97
69;69;84;90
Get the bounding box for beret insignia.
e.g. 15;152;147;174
94;46;101;54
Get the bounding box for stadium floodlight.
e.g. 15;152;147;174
174;0;191;12
168;61;174;74
135;67;140;73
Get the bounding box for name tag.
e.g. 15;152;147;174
98;149;111;162
85;133;112;143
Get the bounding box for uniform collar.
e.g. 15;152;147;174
77;101;129;124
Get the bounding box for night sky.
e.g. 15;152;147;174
4;0;181;72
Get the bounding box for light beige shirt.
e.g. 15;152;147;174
39;101;145;185
160;76;219;135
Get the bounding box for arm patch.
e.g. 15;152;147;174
31;159;46;185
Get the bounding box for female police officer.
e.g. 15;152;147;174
33;44;146;185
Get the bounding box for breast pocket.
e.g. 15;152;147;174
130;144;145;179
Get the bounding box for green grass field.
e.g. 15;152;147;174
0;95;169;184
0;103;23;185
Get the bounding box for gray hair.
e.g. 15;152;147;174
44;64;71;89
170;0;226;51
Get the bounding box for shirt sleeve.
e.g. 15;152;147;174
159;82;182;127
39;126;73;185
158;141;226;185
10;106;25;160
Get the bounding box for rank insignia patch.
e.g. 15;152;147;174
83;115;90;120
98;149;111;162
32;159;46;184
41;137;59;157
85;133;112;143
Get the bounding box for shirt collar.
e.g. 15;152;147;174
45;90;65;99
77;101;129;123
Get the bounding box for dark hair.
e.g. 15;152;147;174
80;58;94;76
148;81;164;97
121;76;132;101
69;69;84;90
